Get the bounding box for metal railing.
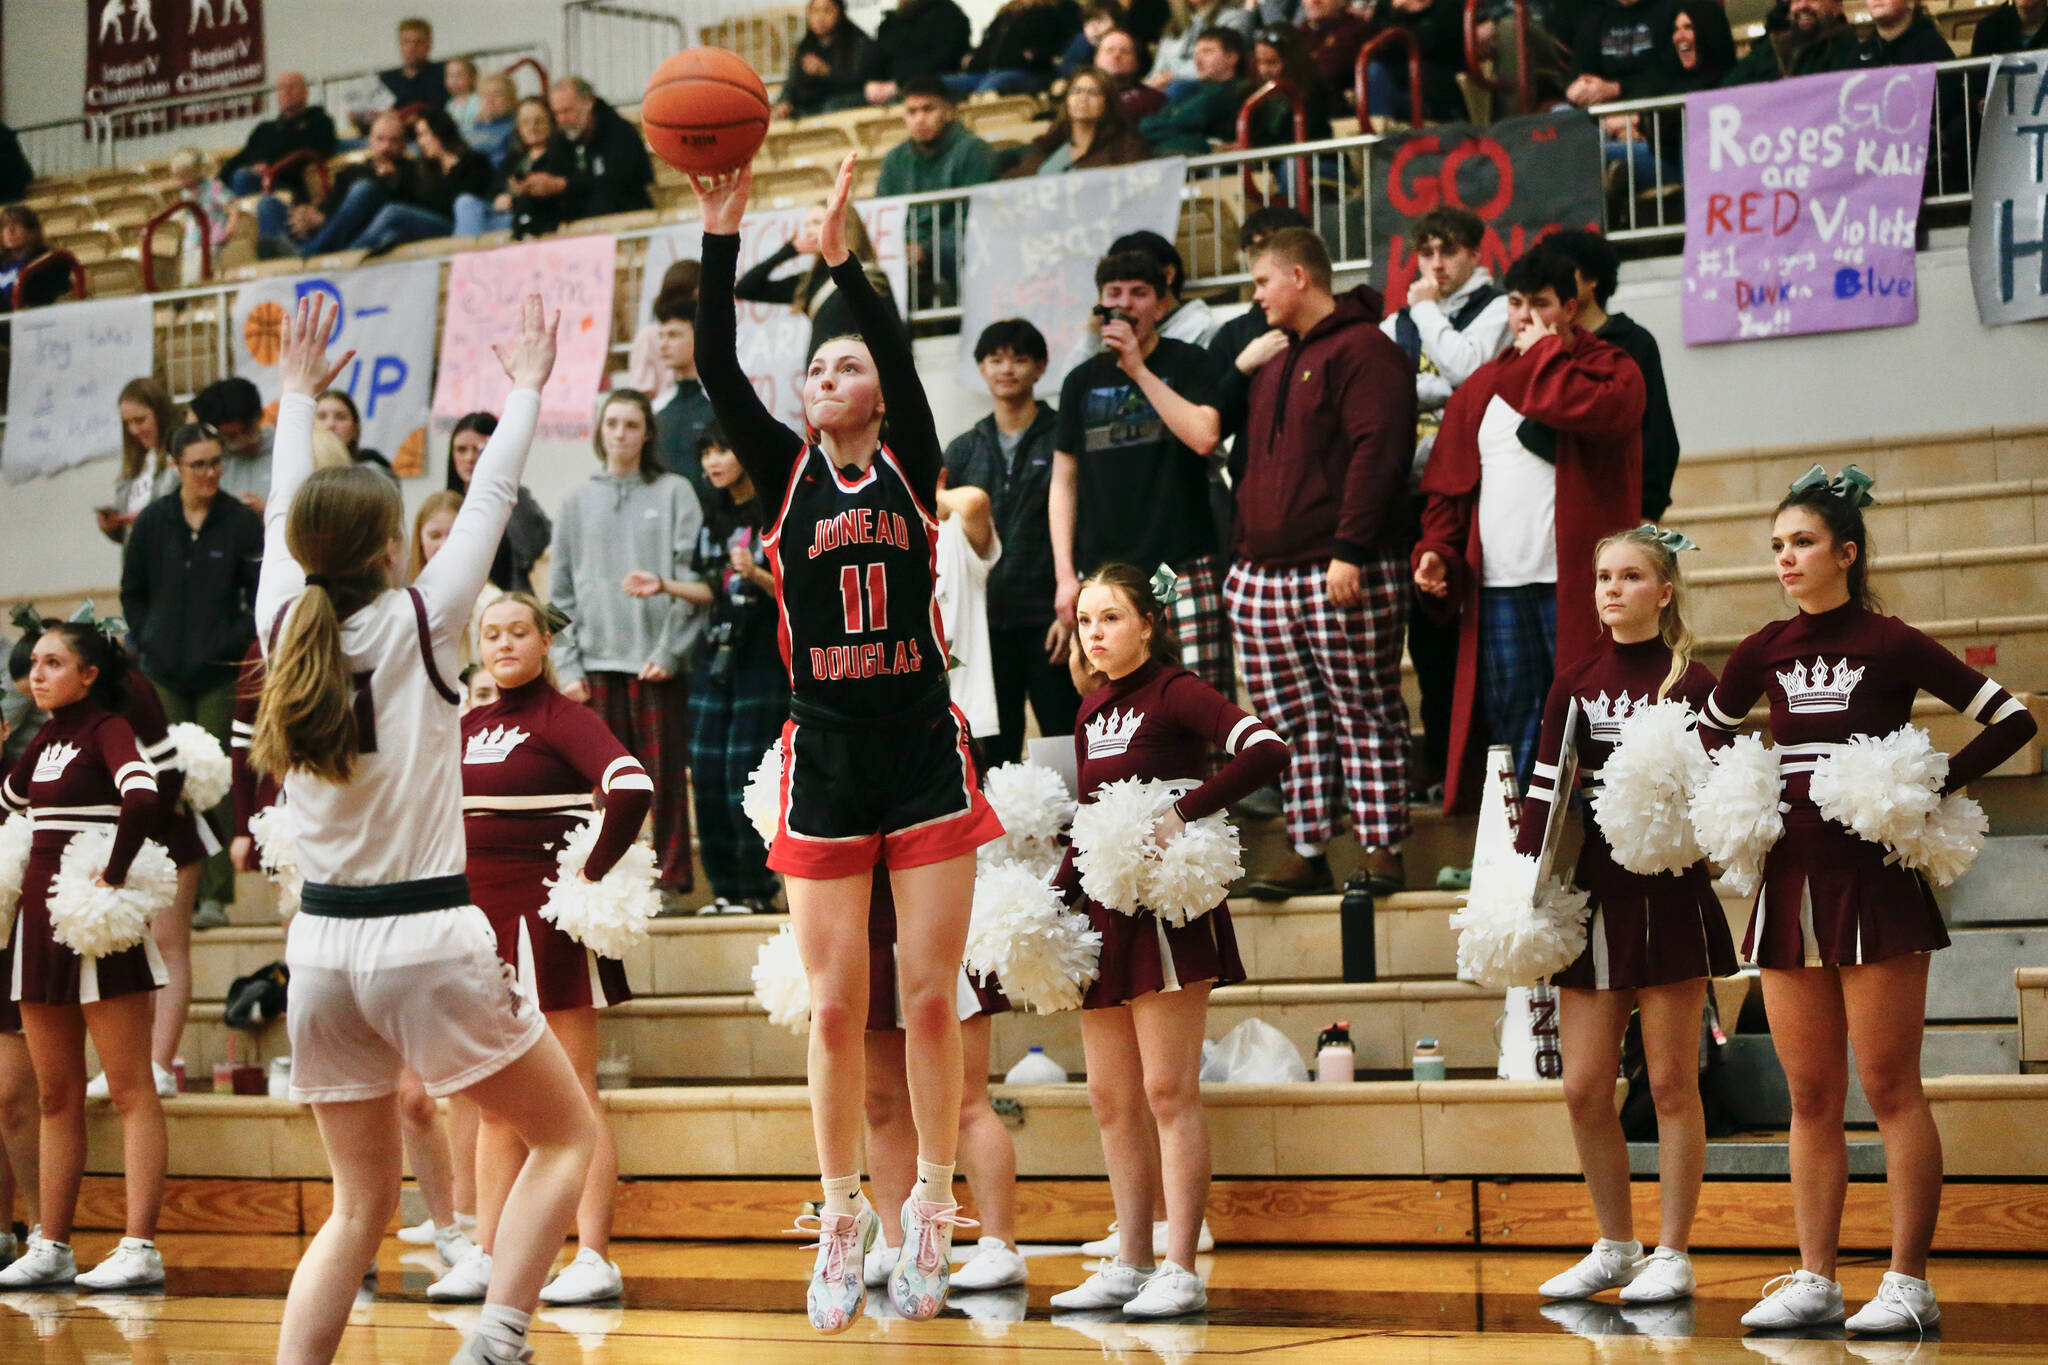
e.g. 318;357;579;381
11;115;117;181
565;0;691;107
1357;28;1427;131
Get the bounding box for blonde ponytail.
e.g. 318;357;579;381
1593;525;1697;700
251;466;403;783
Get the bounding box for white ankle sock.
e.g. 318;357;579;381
821;1174;863;1218
911;1159;954;1206
455;1212;477;1231
1293;841;1324;859
1598;1237;1643;1257
475;1304;530;1357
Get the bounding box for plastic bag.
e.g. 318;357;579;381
1199;1018;1308;1084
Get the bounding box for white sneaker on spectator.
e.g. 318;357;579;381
1539;1238;1646;1299
0;1233;74;1289
1050;1261;1153;1310
538;1247;623;1305
1618;1247;1695;1303
1078;1219;1213;1259
75;1238;164;1292
1741;1269;1846;1329
1078;1223;1123;1257
83;1064;175;1100
397;1215;438;1245
696;898;733;916
427;1247;493;1301
434;1224;475;1268
950;1237;1027;1290
862;1241;898;1288
1844;1272;1939;1334
1122;1260;1206;1318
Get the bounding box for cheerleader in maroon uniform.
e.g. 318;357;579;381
1521;527;1735;1309
1048;564;1288;1319
1699;469;2037;1334
0;623;168;1292
447;593;651;1307
0;725;35;1266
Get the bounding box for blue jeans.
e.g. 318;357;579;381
1605;136;1676;192
260;179;390;258
453;194;514;237
226;166;265;195
351;202;453;252
941;70;1044;99
1478;583;1558;794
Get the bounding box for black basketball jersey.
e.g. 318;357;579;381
763;443;948;719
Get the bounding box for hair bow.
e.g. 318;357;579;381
1788;463;1877;509
65;599;130;644
540;602;573;634
1636;523;1698;554
9;603;44;637
1149;564;1184;607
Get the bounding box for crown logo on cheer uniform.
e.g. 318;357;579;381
1085;707;1145;759
1583;691;1646;742
463;725;532;765
1777;658;1867;713
33;741;81;784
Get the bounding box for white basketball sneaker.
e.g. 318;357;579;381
75;1238;165;1292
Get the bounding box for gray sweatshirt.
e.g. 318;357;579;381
549;470;706;683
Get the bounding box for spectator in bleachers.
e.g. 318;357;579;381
1246;25;1338;145
1148;0;1257;97
1971;0;2048;56
864;0;976;104
1722;0;1847;84
452;96;578;239
736;204;903;360
1057;229;1217;382
876;77;997;306
1003;68;1154;176
445;412;552;593
120;422;263;916
1128;0;1176;47
536;77;654;220
98;378;183;544
0;207;72;314
945;318;1080;767
1411;245;1645;807
1299;0;1377;106
1208;204;1314;453
350;108;494;254
1138;26;1253;153
772;0;877;119
1662;1;1737;90
1568;0;1682;106
953;0;1085;96
168;147;237;280
444;57;482;130
376;16;449;118
628;259;704;393
1229;226;1416;899
188;377;271;513
218;70;337;198
1365;0;1472;122
312;389;396;482
468;74;521;166
1094;29;1171;120
1571;0;1731;191
1815;0;1955;66
253;110;420;259
1057;3;1127;79
0;122;31;204
1050;249;1232;698
1546;228;1680;521
650;288;717;505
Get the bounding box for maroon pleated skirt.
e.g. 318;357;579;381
467;856;633;1013
1742;808;1949;969
1553;830;1738;991
12;842;167;1006
152;801;211;869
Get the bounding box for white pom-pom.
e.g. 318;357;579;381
980;763;1075;873
742;743;783;845
1592;700;1709;875
964;859;1102;1013
540;816;660;958
1069;778;1241;921
1895;791;1988;887
166;722;230;813
1809;726;1946;851
1690;734;1784;896
249;802;302;920
48;829;176;958
751;924;810;1033
0;815;31;946
1449;852;1591;988
1145;814;1244;926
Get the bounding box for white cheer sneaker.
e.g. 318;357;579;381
1742;1269;1847;1329
1079;1219;1213;1258
1539;1239;1646;1299
538;1246;623;1305
1844;1272;1940;1334
0;1233;75;1289
950;1237;1028;1290
85;1064;177;1100
862;1240;898;1288
75;1238;164;1292
1618;1247;1695;1303
1122;1260;1206;1318
1050;1261;1154;1310
427;1247;493;1301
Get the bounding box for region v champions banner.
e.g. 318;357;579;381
1681;66;1934;346
1970;55;2048;328
87;0;266;133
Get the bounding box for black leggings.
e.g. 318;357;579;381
983;623;1081;769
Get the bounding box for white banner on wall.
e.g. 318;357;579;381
232;259;440;475
638;200;910;433
955;159;1188;398
1970;55;2048;328
2;297;154;484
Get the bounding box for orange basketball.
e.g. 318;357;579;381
641;47;771;177
244;300;287;366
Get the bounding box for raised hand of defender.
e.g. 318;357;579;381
492;294;560;392
690;166;753;236
818;151;858;268
279;294;355;398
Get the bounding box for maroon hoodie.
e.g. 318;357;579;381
1234;284;1416;569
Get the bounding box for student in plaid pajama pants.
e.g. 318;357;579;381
1226;227;1419;899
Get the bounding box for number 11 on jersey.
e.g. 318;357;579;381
839;562;888;634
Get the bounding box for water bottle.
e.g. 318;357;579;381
1340;872;1377;982
1004;1046;1068;1084
1315;1022;1355;1083
1412;1036;1446;1082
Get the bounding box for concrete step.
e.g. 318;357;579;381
1944;835;2048;925
1666;478;2048;573
1928;927;2048;1022
1684;544;2048;640
1665;423;2048;513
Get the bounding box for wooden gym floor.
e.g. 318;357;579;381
1;1234;2041;1362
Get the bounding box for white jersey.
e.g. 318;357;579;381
255;387;541;888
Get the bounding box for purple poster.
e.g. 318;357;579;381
1680;66;1935;346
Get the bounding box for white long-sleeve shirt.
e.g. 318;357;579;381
255;386;541;887
1379;267;1513;413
